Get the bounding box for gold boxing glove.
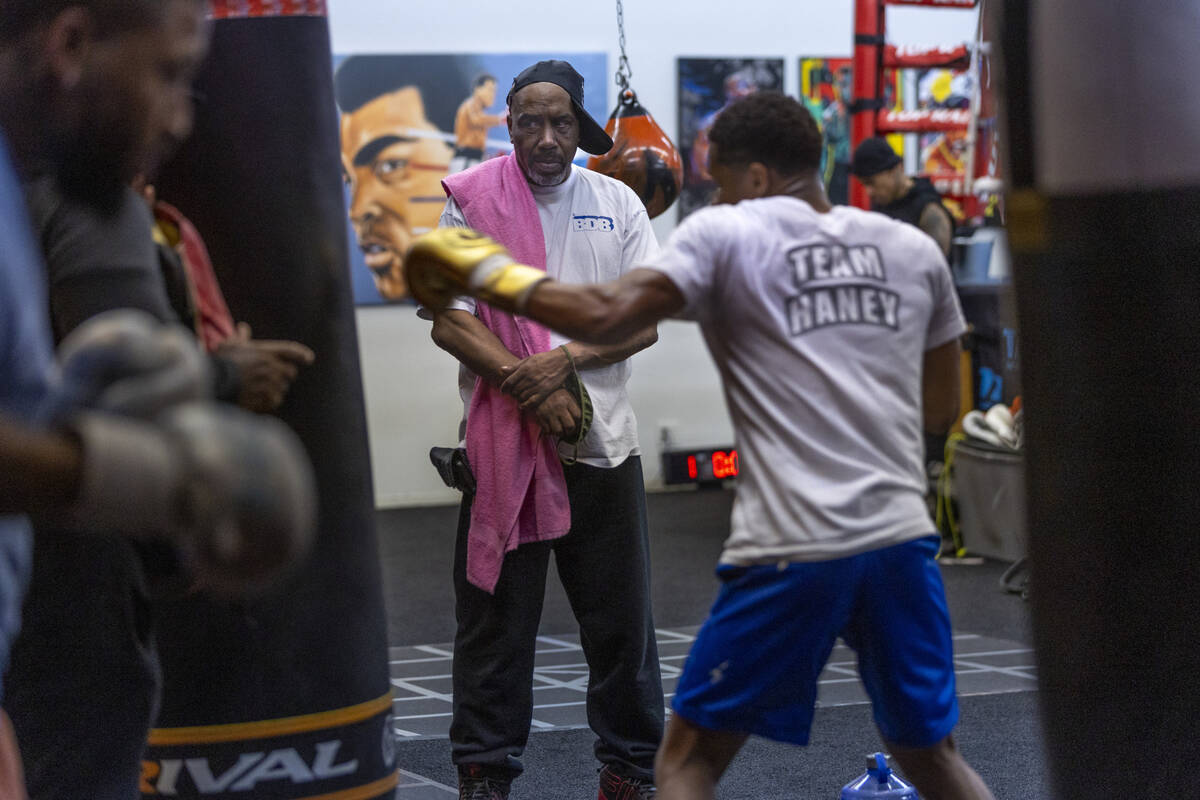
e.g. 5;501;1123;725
405;228;550;313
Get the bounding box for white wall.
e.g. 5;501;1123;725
330;0;979;507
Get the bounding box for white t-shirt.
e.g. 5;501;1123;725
645;196;966;564
439;164;659;467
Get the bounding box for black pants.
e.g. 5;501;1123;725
4;532;161;800
450;457;664;783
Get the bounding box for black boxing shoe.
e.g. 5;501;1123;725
458;764;510;800
598;764;656;799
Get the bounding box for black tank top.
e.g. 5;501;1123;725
877;176;952;229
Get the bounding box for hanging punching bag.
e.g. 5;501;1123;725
997;2;1200;798
142;2;397;798
587;89;683;219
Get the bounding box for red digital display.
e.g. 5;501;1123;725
663;447;739;485
712;450;739;479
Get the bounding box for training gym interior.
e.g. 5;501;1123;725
14;1;1198;799
340;2;1035;796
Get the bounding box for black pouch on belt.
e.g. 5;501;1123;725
430;446;476;494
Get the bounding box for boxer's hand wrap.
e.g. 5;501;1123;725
67;403;317;596
405;228;550;313
44;309;211;423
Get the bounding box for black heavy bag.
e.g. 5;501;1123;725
143;2;396;798
996;3;1200;798
586;89;683;219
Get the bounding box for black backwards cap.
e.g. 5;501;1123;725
506;60;613;156
850;137;903;178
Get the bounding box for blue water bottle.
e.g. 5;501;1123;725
839;752;919;799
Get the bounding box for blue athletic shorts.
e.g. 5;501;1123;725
671;535;958;748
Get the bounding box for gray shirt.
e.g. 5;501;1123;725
647;196;965;563
25;178;171;345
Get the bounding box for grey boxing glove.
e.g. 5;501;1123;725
43;309;211;423
66;403;317;595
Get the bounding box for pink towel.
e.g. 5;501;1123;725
443;153;571;593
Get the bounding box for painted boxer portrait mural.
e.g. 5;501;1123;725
334;53;607;305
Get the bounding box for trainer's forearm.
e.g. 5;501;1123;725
430;309;522;387
564;326;658;369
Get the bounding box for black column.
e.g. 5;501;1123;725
998;3;1200;798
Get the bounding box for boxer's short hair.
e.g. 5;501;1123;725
709;91;823;175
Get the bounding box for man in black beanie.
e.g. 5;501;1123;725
851;137;955;260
